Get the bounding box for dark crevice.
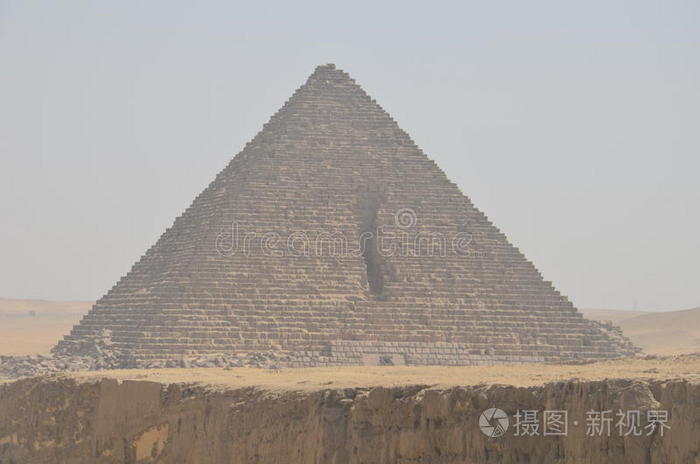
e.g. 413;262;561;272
359;190;384;297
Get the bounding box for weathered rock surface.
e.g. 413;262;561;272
1;375;698;463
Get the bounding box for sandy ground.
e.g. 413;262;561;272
579;309;649;324
66;356;700;392
0;318;81;356
0;299;89;355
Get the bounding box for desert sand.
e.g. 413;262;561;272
0;298;90;356
66;356;700;392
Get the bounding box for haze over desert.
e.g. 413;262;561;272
1;1;698;462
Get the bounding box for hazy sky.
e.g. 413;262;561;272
1;1;698;310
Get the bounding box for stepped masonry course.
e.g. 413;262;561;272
54;64;638;366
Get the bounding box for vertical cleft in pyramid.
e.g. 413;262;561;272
54;64;638;366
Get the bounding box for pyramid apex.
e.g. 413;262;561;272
304;63;358;90
308;63;349;80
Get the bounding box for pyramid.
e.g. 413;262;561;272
55;64;637;366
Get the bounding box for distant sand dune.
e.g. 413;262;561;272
578;309;648;325
0;298;93;356
581;307;700;356
0;298;92;316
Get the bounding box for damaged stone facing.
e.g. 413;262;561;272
1;374;698;463
0;329;291;379
1;325;641;380
0;352;287;380
4;317;645;380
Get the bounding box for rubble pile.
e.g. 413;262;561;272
0;330;288;380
